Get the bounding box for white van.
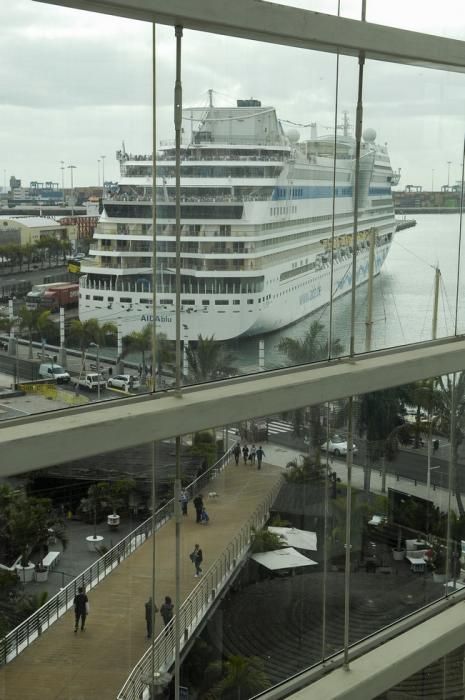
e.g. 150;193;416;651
38;363;71;384
75;373;107;391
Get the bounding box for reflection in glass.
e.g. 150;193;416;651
374;645;465;699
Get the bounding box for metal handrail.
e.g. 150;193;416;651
117;475;283;700
0;445;234;666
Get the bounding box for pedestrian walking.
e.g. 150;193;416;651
138;363;142;377
160;596;174;626
145;596;157;638
193;494;204;523
250;444;256;463
233;442;241;465
73;586;89;632
242;445;249;465
190;544;203;577
180;488;189;516
200;506;210;524
256;445;265;470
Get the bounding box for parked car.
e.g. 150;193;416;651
38;363;71;384
320;435;358;457
107;374;140;391
75;373;107;391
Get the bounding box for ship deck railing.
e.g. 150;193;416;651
106;193;271;204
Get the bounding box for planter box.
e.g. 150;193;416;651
86;535;104;552
107;514;120;530
392;548;405;561
35;569;48;582
15;563;35;583
433;571;447;583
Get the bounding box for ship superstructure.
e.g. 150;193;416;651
79;97;398;340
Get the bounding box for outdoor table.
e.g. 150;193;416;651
407;555;427;573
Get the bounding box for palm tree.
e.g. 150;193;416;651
17;307;55;359
155;332;174;386
205;654;270;699
122;324;152;381
0;314;14;335
278;320;344;463
284;454;326;483
186;334;236;383
69;318;117;371
60;239;73;263
23;243;35;272
190;430;219;469
432;373;465;517
249;527;286;553
6;489;67;568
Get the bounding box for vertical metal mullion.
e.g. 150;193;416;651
173;25;184;700
149;23;158;700
344;0;366;670
349;0;367;359
321;401;330;661
174;26;183;392
343;395;354;668
328;0;341;359
446;375;456;595
453;136;465;336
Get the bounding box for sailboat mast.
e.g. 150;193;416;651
365;228;376;352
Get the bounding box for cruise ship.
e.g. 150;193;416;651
79;96;399;341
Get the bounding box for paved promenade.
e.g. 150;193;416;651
0;460;282;700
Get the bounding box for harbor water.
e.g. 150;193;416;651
228;214;464;372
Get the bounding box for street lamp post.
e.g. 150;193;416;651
89;342;100;401
101;155;106;196
427;465;441;503
60;161;65;203
447;161;452;188
182;324;189;381
45;353;55;381
67;165;77;215
97;159;101;188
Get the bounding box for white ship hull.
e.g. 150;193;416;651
79;241;391;341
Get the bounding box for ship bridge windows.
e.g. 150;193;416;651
119;297;132;303
215;300;229;305
182;299;195;306
160;299;173;305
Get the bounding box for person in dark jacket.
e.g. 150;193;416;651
160;596;174;626
145;597;157;638
74;586;88;632
242;445;249;465
190;544;203;577
193;494;204;523
256;446;265;470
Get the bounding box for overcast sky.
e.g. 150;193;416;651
1;0;464;190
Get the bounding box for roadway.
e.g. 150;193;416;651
267;426;459;494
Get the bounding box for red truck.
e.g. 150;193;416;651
42;283;79;311
26;283;79;312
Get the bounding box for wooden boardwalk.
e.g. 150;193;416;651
0;461;282;700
